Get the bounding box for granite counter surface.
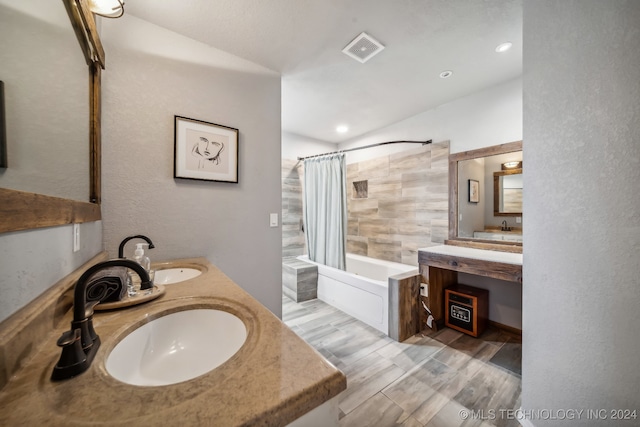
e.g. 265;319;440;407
0;256;346;426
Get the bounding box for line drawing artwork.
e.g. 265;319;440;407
192;136;224;169
174;115;238;183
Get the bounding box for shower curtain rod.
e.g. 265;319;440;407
297;139;433;161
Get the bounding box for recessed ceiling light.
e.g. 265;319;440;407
439;70;453;79
495;42;513;53
336;125;349;133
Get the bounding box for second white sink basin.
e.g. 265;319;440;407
106;309;247;386
154;268;202;284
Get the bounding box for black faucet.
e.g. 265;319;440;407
118;234;155;258
51;259;152;381
501;220;511;232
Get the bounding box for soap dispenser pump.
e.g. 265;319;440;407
133;243;151;271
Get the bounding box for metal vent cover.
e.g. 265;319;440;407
342;32;385;63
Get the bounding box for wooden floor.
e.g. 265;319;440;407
282;296;522;427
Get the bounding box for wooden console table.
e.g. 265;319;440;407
418;245;522;330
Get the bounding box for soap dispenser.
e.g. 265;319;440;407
128;243;152;296
133;243;151;271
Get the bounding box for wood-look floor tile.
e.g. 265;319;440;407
410;391;452;425
341;352;396;386
402;416;425;427
487;341;521;376
340;392;410;427
453;364;512;412
388;336;444;371
282;296;521;427
433;345;473;371
447;335;490;356
382;374;438;415
425;399;467;427
424;327;464;345
339;364;406;414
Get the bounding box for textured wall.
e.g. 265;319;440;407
100;16;283;316
523;0;640;424
0;222;103;322
346;141;450;266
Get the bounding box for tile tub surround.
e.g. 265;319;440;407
346;141;450;266
0;256;346;426
282;158;306;258
282;257;318;302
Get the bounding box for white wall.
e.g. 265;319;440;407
523;0;640;424
338;77;522;162
100;16;283;316
282;132;338;160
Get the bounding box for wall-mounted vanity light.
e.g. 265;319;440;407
502;161;522;169
88;0;124;18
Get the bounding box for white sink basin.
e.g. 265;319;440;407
154;267;202;284
106;309;247;386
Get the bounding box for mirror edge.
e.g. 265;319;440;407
448;140;523;253
0;0;103;234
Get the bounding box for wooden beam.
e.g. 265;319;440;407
0;188;100;233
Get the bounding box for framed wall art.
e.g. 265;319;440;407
468;179;479;203
0;81;6;168
174;115;238;183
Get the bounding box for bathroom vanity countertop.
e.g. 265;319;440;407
419;244;523;265
0;256;346;426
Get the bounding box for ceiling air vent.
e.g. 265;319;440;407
342;32;385;63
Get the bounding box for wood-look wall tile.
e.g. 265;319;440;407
348;198;379;218
347;237;367;256
358;219;391;236
378;198;417;219
368;238;402;263
347;219;359;236
425;169;449;193
390;147;431;174
347;163;359;181
368;175;403;199
431;219;449;243
358;156;390;179
430;141;450;169
390;219;431;235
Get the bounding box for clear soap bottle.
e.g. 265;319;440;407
128;243;152;296
133;243;151;271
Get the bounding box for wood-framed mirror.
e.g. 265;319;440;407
447;140;523;253
0;0;104;233
494;168;523;216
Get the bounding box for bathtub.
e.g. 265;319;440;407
297;253;418;334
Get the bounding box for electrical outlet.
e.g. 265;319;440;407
420;283;428;297
73;223;80;252
516;217;522;224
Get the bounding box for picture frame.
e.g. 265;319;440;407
174;115;238;183
468;179;479;203
0;81;7;168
